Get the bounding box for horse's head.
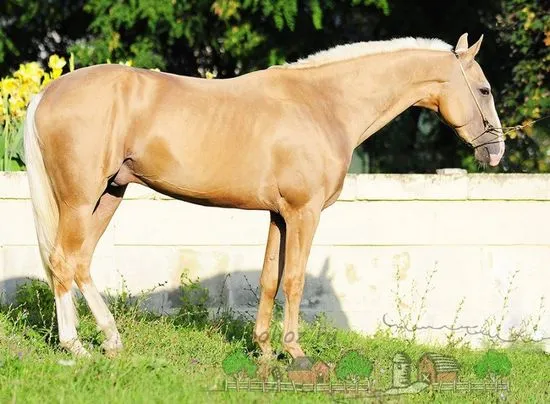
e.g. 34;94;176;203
438;33;504;166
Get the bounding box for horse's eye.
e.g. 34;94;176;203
479;87;491;96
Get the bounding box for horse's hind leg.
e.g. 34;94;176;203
75;185;127;356
51;210;93;356
51;184;126;357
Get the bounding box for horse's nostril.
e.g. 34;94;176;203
489;154;501;166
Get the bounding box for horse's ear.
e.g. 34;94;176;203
458;34;484;64
455;33;469;53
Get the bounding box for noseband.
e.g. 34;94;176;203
452;50;502;149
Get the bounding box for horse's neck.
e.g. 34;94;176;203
312;50;453;148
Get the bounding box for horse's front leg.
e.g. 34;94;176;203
254;212;286;357
279;200;322;358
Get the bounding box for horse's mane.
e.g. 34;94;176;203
278;37;452;69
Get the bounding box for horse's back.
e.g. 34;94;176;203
33;64;340;211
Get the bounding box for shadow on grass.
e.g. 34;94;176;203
0;269;348;360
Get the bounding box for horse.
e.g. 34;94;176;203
23;33;504;358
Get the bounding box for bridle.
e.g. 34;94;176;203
451;49;502;149
451;49;549;150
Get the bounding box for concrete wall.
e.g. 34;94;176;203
1;171;549;350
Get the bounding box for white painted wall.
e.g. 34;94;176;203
1;171;549;350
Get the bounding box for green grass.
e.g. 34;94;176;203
0;280;548;403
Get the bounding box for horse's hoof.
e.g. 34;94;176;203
101;339;123;358
257;361;271;381
61;339;91;358
259;350;276;363
104;349;120;359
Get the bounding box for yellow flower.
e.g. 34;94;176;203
8;94;27;119
14;62;44;86
205;71;217;79
48;55;67;71
51;68;64;80
0;78;18;97
0;94;8;125
48;55;67;80
41;73;53;88
118;60;133;67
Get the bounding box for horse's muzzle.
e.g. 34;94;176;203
489;140;505;166
475;141;505;166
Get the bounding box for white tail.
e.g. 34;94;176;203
23;92;58;288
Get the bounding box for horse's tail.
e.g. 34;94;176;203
23;92;58;289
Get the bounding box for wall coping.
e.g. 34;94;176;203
2;171;550;201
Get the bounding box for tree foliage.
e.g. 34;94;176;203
68;0;389;76
335;351;373;382
0;0;87;77
0;0;547;173
473;350;512;381
493;0;550;172
221;350;257;380
496;0;549;127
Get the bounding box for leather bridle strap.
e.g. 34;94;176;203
452;50;549;145
452;50;492;132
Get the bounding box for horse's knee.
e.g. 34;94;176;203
260;277;278;300
283;274;304;297
262;286;278;301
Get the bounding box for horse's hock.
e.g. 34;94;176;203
2;171;550;349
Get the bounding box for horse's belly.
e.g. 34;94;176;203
128;151;276;210
146;176;275;210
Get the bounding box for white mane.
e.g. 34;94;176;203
279;37;452;69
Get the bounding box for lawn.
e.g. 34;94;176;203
0;280;548;403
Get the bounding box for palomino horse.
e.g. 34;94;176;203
24;33;504;357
